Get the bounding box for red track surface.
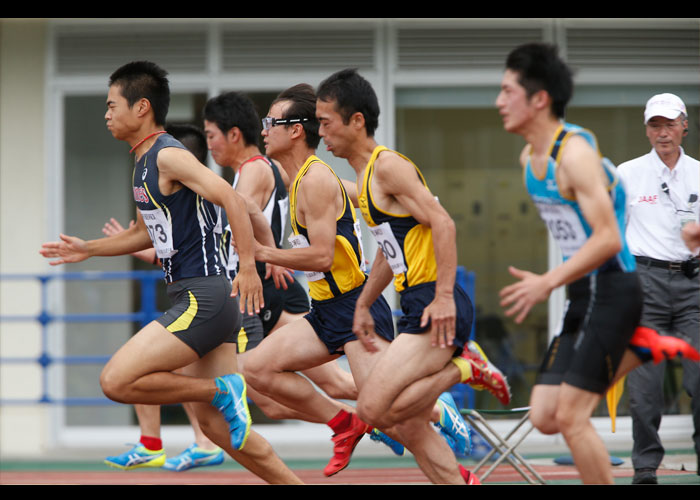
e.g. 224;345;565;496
0;463;690;485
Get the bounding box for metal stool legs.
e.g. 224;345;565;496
461;407;546;484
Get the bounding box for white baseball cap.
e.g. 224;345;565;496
644;93;687;124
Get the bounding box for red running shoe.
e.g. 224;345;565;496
459;464;481;485
459;340;512;406
323;413;371;477
630;326;700;364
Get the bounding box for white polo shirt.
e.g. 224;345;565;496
617;146;699;262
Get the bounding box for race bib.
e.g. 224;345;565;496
288;233;325;281
139;208;178;259
277;197;289;247
354;220;367;272
224;223;239;273
368;222;407;274
535;202;587;258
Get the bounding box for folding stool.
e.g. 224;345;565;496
460;406;546;484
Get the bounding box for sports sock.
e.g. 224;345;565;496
327;409;353;434
140;435;163;451
451;357;473;383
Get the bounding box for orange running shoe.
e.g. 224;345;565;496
459;464;481;485
323;413;371;477
458;340;512;406
630;326;700;364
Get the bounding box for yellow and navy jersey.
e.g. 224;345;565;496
289;155;367;302
132;133;225;283
358;145;437;292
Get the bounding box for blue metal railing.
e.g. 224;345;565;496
0;267;476;407
0;270;163;406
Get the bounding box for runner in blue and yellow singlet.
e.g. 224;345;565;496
496;42;699;484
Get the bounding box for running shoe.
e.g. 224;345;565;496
629;326;700;364
162;443;225;471
458;340;511;406
104;443;166;470
458;464;482;485
435;392;471;456
368;428;405;456
323;413;371;476
211;373;252;450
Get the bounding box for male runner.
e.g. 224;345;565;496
314;68;510;485
39;61;302;484
495;42;699;484
102;124;226;471
241;83;410;477
202;91;358;405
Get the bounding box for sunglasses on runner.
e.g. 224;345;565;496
261;116;309;130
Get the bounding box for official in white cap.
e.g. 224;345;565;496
617;94;699;484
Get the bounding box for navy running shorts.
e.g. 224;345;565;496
304;284;395;355
396;281;473;354
536;271;643;394
156;274;241;358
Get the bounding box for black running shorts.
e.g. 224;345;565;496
156;274;240;358
537;271;643;394
259;276;310;335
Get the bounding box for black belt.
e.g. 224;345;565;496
635;256;699;277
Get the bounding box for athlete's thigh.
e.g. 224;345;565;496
360;331;454;401
246;317;336;373
267;310;306;335
103;320;199;383
343;336;392;392
529;383;561;429
179;342;238;379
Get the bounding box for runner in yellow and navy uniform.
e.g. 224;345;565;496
358;145;473;345
291;154;394;353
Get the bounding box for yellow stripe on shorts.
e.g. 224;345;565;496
166;290;198;333
237;327;249;353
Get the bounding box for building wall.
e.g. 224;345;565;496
0;19;52;456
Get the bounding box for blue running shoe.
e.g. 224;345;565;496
369;428;405;456
104;443;166;470
162;443;225;471
435;392;471;456
211;373;252;450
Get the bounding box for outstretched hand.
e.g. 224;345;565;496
102;217;134;237
499;266;552;324
682;222;700;253
39;233;90;266
265;263;295;290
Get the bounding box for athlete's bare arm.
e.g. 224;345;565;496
255;163;340;272
102;214;158;264
371;151;458;348
40;211;152;265
682;222;700;253
157;146;263;313
353;248;394;352
236;158;275;212
500;135;622;323
235;158;293;289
